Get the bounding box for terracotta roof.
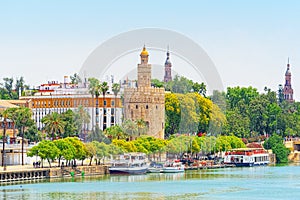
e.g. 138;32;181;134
0;100;19;109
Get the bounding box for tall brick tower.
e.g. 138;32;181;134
124;46;165;139
283;58;294;102
164;47;172;82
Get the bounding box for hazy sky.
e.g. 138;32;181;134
1;0;299;100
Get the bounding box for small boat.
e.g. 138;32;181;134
161;160;185;173
147;162;163;173
109;153;148;175
224;148;270;167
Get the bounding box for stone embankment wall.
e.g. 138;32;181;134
0;169;50;182
0;165;109;182
288;152;300;162
50;165;109;178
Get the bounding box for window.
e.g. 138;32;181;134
146;105;148;109
111;100;115;106
104;100;107;106
104;108;107;115
111;108;114;115
136;105;138;109
111;116;115;123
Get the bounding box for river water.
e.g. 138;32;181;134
1;164;300;200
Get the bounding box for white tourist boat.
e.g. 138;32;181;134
161;160;185;173
109;153;148;175
224;148;270;167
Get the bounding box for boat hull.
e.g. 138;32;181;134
109;167;148;175
161;167;185;173
147;168;162;173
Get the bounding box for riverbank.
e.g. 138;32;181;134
0;164;109;182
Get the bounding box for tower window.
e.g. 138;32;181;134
136;105;138;109
146;105;148;109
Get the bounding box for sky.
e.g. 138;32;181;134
0;0;300;100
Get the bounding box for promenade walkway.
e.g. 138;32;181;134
0;165;36;172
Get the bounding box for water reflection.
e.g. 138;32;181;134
1;165;300;200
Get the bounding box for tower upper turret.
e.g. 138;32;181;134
140;45;149;64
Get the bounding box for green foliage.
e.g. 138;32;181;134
151;79;164;88
54;138;76;165
87;126;111;144
64;137;87;162
165;92;225;136
42;112;65;140
27;140;60;167
263;134;289;163
104;125;126;140
24;124;42;142
61;110;79;138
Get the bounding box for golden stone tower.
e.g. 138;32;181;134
124;46;165;139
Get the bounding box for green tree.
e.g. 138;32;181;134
15;107;34;165
263;134;289;163
54;138;76;166
151;79;164;88
94;141;109;164
74;105;90;141
70;73;82;84
85;142;97;165
64;137;87;165
0;109;10;167
88;77;100;130
104;125;125;140
27;140;60;168
165;93;181;137
112;83;120;125
122;119;138;141
192;82;206;97
87;126;110;144
136;119;147;136
100;81;109;130
24;124;42;142
41;112;65;140
61;110;79;138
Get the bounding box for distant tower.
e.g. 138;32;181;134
283;58;294;102
124;46;165;139
164;47;172;82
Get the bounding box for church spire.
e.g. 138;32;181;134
283;58;294;102
164;46;172;82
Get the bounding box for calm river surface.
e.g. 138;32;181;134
1;164;300;200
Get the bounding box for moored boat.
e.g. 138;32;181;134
224;148;269;167
147;162;163;173
109;153;148;175
161;160;185;173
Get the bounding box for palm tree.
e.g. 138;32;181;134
122;119;138;141
94;83;101;129
88;78;100;131
76;105;91;142
112;83;120;125
136;118;147;136
41;112;65;141
15;107;34;165
100;82;109;130
1;109;9;168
